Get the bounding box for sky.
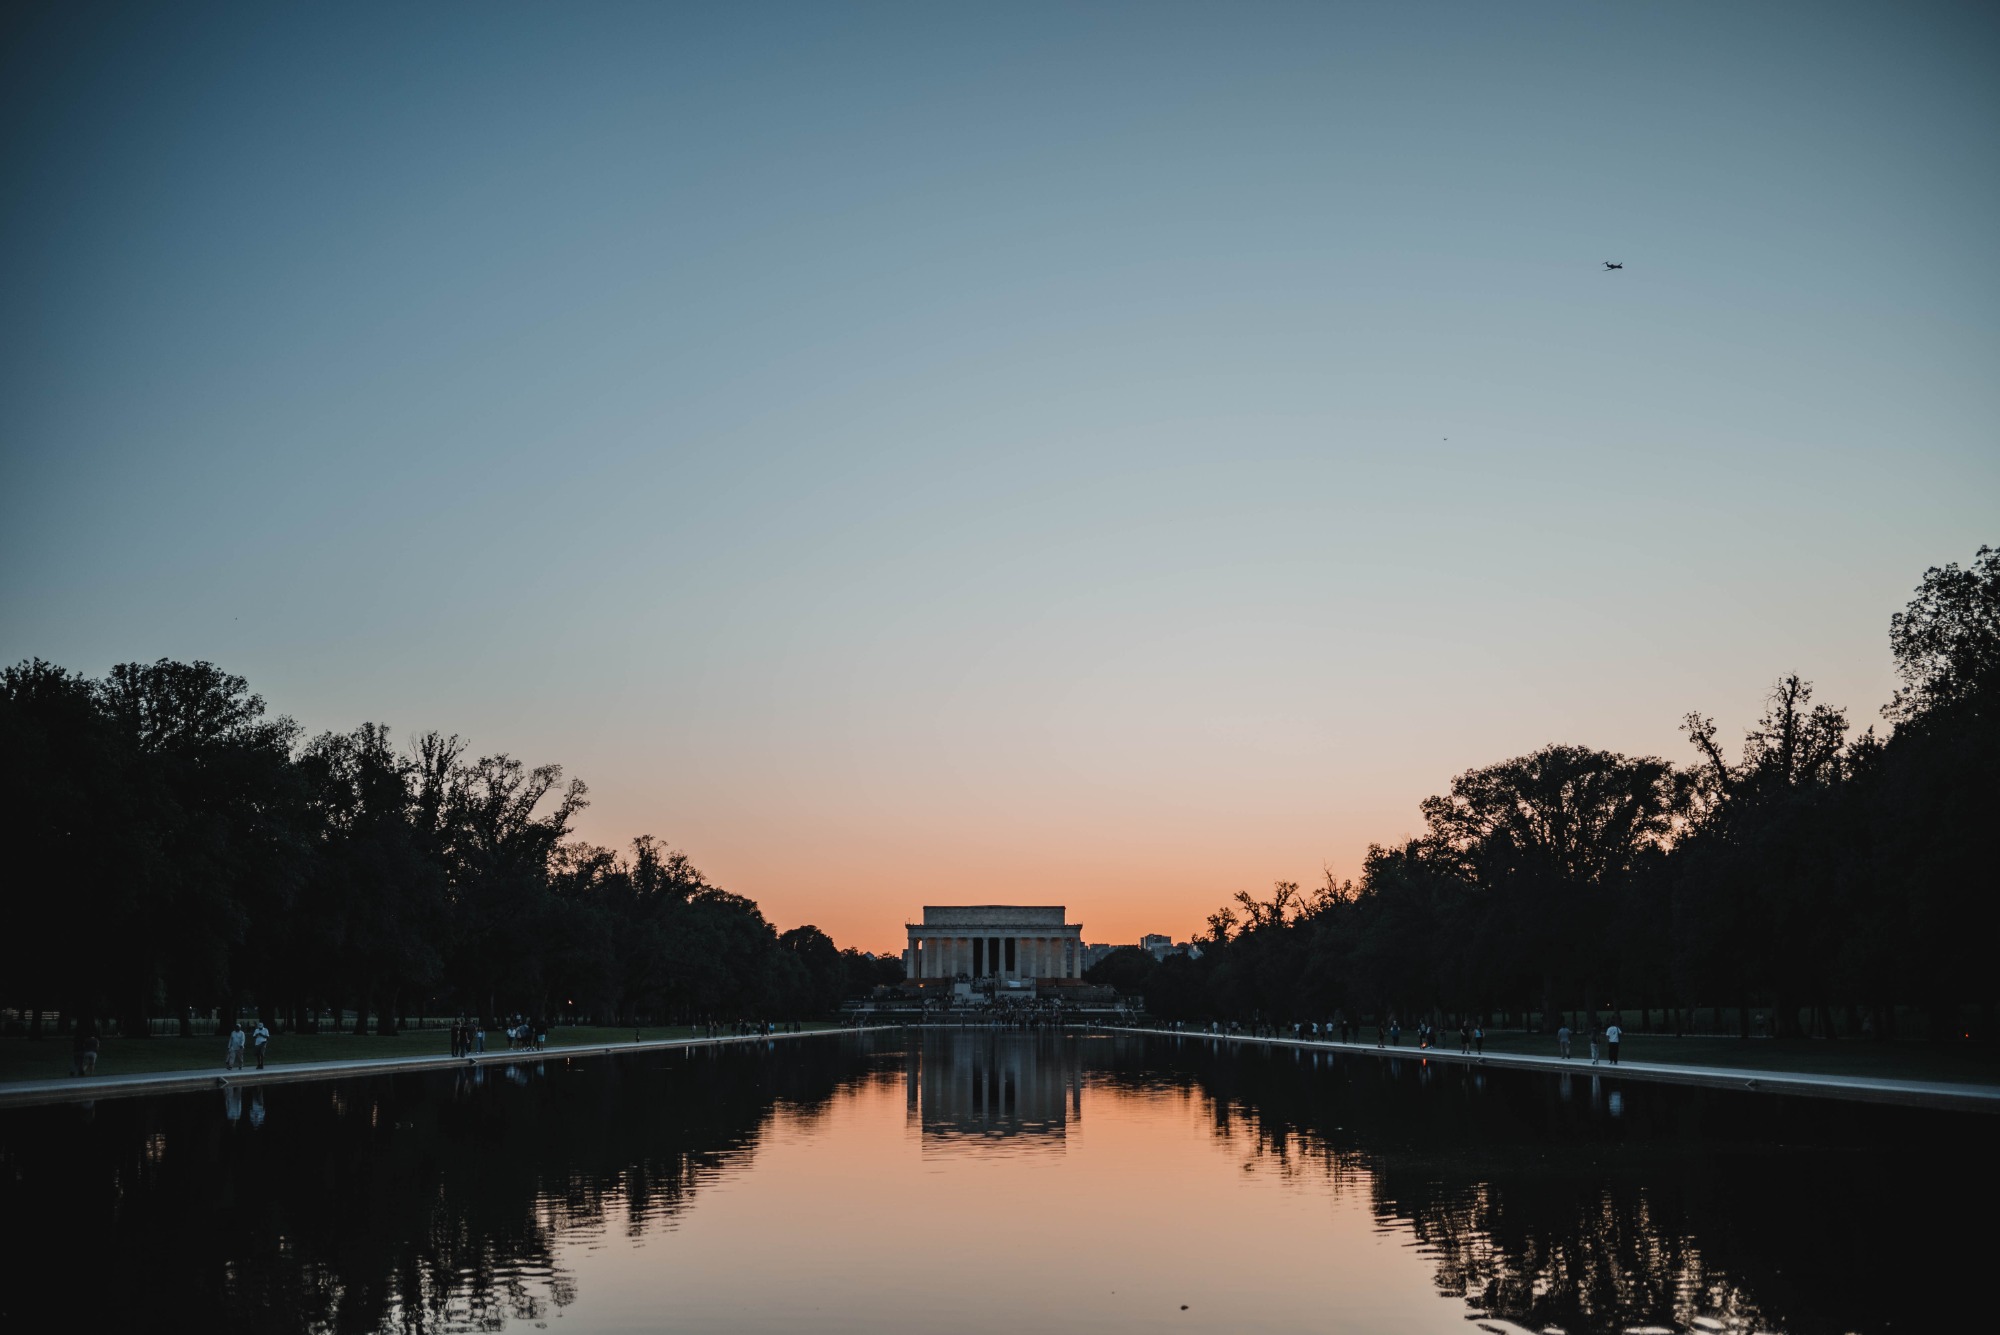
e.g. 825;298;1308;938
3;2;1995;953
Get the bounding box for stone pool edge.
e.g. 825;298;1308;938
1103;1025;2000;1114
0;1027;902;1110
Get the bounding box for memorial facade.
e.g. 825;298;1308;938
903;905;1085;981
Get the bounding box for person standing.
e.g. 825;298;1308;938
1459;1022;1471;1054
1606;1020;1622;1065
1588;1024;1600;1066
1473;1024;1484;1057
1557;1023;1572;1059
225;1024;246;1070
252;1019;270;1070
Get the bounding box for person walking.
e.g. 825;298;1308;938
1389;1017;1401;1047
252;1019;270;1070
1588;1024;1601;1065
1473;1024;1484;1057
1459;1021;1471;1055
225;1023;246;1071
1606;1020;1622;1065
1557;1023;1571;1059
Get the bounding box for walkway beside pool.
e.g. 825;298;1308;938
1107;1025;2000;1113
0;1027;898;1110
7;1023;1994;1114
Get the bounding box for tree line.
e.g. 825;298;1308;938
1090;545;1999;1040
1;666;899;1037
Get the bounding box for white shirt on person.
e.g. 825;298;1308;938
1606;1025;1622;1043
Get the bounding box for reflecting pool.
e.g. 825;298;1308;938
2;1031;1989;1333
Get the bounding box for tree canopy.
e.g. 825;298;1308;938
0;664;898;1035
1087;544;1999;1040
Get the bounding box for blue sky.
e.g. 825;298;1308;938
4;2;1995;946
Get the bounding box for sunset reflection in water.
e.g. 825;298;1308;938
3;1031;1988;1334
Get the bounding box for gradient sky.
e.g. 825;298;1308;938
4;2;1995;952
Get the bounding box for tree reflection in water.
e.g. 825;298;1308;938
0;1041;872;1333
1097;1036;1996;1335
4;1033;1992;1334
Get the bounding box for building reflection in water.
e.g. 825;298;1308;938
905;1032;1084;1148
4;1031;1990;1335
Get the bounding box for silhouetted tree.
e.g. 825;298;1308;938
1;661;874;1034
6;543;1994;1040
1083;544;1996;1041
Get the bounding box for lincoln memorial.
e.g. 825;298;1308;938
903;905;1085;981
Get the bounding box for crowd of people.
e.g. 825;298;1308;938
1145;1012;1631;1065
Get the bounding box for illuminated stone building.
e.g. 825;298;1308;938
902;905;1085;981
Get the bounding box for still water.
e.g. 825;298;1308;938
3;1031;1988;1333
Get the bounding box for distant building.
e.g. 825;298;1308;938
904;906;1085;981
1079;935;1203;974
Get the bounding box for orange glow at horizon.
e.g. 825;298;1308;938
556;617;1910;956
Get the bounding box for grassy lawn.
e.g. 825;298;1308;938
1424;1030;2000;1086
0;1022;848;1085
